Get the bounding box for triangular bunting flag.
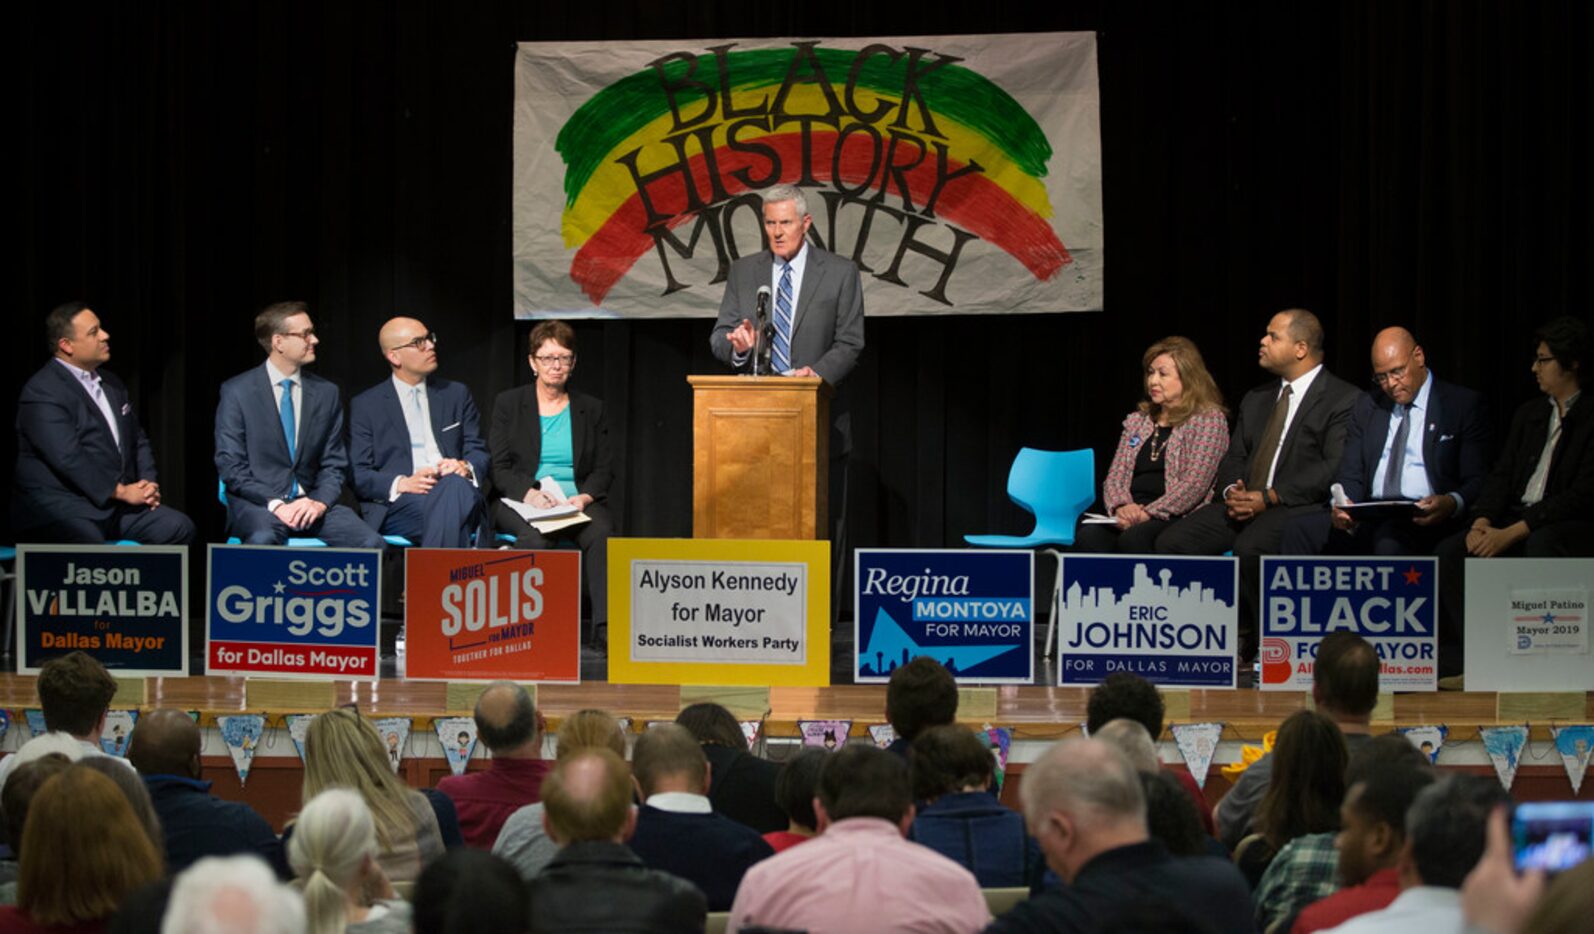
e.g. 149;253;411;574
0;710;10;750
798;720;852;751
740;720;763;749
24;709;47;738
217;714;266;787
435;717;478;776
645;720;673;731
100;710;139;757
978;725;1013;792
1481;724;1530;792
372;717;413;774
868;724;898;749
1399;725;1448;765
1551;725;1594;794
1171;722;1224;789
285;714;315;762
614;717;633;733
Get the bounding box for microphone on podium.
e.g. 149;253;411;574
754;285;772;376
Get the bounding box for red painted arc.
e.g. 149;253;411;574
569;130;1073;304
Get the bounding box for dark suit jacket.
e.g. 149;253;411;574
489;387;613;504
1216;368;1359;507
13;361;157;529
527;841;707;934
1472;394;1594;529
214;364;348;513
628;805;774;912
347;376;490;529
709;244;866;385
1339;376;1491;505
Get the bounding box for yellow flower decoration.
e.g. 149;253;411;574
1220;729;1276;782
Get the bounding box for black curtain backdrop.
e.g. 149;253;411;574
9;2;1592;558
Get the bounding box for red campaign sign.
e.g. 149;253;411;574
208;641;376;678
404;549;581;682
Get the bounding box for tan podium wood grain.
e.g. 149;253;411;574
690;376;829;539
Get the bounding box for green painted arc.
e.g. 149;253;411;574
555;46;1052;208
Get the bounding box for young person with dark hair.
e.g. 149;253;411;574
908;725;1041;888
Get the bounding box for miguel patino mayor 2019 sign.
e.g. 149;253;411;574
403;549;581;682
514;33;1103;317
18;545;188;676
206;545;381;680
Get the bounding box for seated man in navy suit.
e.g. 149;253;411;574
348;317;488;548
213;301;384;548
1282;327;1490;555
13;301;195;544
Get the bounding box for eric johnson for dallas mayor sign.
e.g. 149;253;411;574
18;545;188;676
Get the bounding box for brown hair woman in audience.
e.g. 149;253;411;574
1075;336;1229;553
1240;710;1347;888
489;320;616;653
3;765;163;931
301;709;443;885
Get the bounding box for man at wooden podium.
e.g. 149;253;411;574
709;184;866;387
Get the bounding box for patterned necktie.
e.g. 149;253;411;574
411;386;428;472
1381;406;1410;500
280;378;298;497
773;262;793;374
1247;384;1293;492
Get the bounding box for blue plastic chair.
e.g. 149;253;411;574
218;480;328;547
964;448;1095;658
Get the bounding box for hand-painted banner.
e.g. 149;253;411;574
854;549;1033;684
1259;557;1438;692
17;545;188;676
513;33;1103;318
1056;556;1238;688
404;549;582;683
206;545;382;680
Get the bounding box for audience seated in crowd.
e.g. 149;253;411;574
1238;709;1347;888
160;855;304;934
289;788;411;934
412;849;530;934
494;708;628;880
0;755;72;905
300;708;444;884
0;765;164;933
986;738;1252;934
0;652;131;792
675;703;785;834
529;748;706;933
435;682;550;850
1253;734;1432;932
1086;672;1215;835
126;709;289;879
763;747;826;853
626;724;773;912
885;657;959;758
908;724;1041;889
1217;631;1378;849
729;744;990;934
1139;770;1213;859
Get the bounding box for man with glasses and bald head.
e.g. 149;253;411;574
348;317;490;547
214;301;385;548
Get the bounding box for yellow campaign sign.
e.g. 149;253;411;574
608;538;830;687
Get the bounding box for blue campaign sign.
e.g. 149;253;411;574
1057;555;1238;688
854;549;1033;684
206;545;382;680
17;545;189;676
1259;557;1438;691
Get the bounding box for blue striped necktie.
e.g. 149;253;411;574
773;263;793;374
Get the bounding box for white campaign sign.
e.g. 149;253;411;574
1508;587;1588;655
631;559;808;664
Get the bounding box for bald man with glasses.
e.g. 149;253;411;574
347;317;490;547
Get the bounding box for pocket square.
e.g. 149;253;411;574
1439;434;1455;442
441;421;461;432
120;403;131;415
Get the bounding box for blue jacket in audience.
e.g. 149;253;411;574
909;790;1043;889
142;775;290;879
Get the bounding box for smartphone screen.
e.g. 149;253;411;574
1512;802;1594;873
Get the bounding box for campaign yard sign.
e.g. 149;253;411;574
206;545;382;680
17;545;188;676
1056;556;1238;688
1259;557;1438;692
854;549;1033;684
404;549;581;682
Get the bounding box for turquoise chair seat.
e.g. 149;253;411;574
964;448;1096;658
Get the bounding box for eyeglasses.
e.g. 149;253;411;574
389;332;437;352
1371;364;1410;387
1532;355;1558;368
534;353;576;369
281;328;317;342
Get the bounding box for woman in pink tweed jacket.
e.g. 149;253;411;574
1076;336;1230;553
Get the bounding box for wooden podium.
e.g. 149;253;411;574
689;375;830;539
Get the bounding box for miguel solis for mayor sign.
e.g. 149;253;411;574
206;545;382;680
18;545;189;676
1259;557;1438;691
